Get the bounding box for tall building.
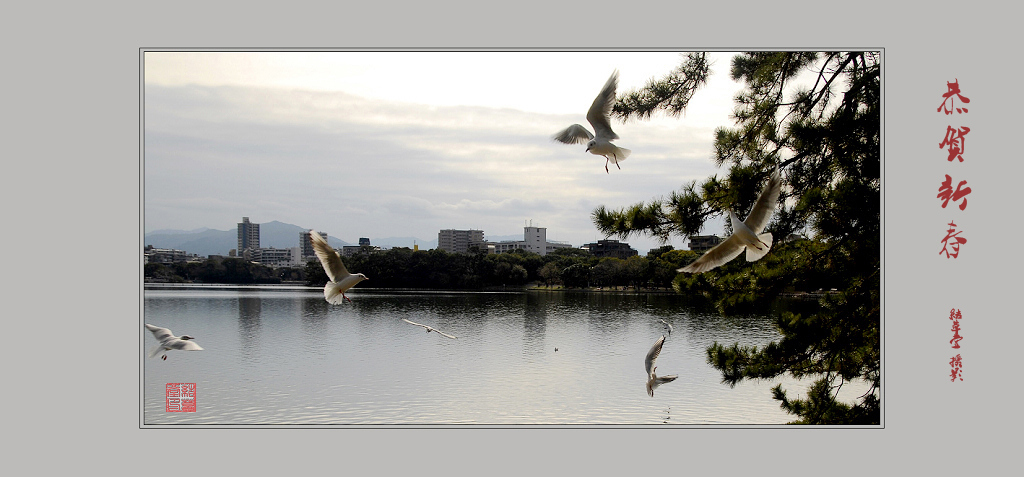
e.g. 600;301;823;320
523;226;546;255
437;229;486;254
237;217;260;255
300;230;328;258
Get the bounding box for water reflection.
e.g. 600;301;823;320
142;288;868;425
522;293;548;356
237;296;262;361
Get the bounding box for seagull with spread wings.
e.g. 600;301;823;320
552;70;631;173
679;168;783;274
310;230;368;304
645;335;678;397
145;324;203;360
402;318;457;340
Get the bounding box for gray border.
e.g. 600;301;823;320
16;0;1017;472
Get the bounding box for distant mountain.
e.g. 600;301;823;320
368;237;437;249
144;228;235;257
144;221;351;257
146;227;211;235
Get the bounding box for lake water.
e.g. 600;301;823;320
142;286;862;426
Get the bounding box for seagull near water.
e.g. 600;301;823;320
659;319;673;335
402;319;458;340
645;335;678;397
145;324;203;360
679;168;783;274
310;230;368;304
552;70;631;173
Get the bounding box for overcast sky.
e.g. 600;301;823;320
144;50;749;253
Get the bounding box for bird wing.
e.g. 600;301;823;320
678;234;746;273
310;230;349;282
552;124;594;145
165;338;204;351
145;324;174;343
402;318;427;329
742;168;782;234
645;335;666;376
433;329;458;340
402;319;456;339
586;70;620;141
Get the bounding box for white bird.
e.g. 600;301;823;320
310;230;368;304
645;335;678;397
146;324;203;360
552;70;631;173
679;168;783;274
659;319;673;335
402;318;457;340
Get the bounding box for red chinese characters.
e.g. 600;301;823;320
939;125;970;162
937;174;971;210
940;221;967;258
949;308;963;348
938;79;970;115
937;80;972;383
950;354;963;382
165;383;197;412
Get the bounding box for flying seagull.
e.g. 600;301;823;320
402;318;457;340
310;230;368;304
145;324;203;360
659;319;673;335
645;335;678;397
552;70;631;173
679;168;783;274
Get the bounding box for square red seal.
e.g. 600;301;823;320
165;383;197;412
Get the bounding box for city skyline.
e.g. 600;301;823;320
143;51;768;256
146;215;661;258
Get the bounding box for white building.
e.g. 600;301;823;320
145;247;198;264
256;247;302;267
488;226;571;257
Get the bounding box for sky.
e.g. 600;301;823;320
144;51;752;254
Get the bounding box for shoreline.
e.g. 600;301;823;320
142;282;835;299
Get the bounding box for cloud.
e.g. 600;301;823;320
144;80;729;251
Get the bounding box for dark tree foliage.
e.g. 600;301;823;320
594;52;880;424
149;247;693;291
145;257;285;284
613;52;710;120
302;247;614;290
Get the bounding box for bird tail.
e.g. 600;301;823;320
745;233;773;262
324;282;346;305
613;147;631;162
148;344;164;359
